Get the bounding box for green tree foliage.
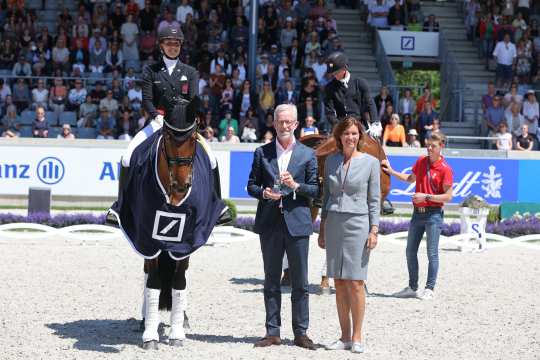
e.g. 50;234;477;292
395;70;441;100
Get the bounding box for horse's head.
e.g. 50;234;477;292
162;96;201;143
159;96;201;202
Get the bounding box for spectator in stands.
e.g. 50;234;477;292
0;79;12;109
0;38;16;69
220;78;235;113
67;79;87;111
218;110;239;139
78;94;98;128
300;115;318;137
100;89;119;115
259;79;275;119
110;79;124;102
522;90;539;139
89;39;107;73
516;124;535;150
374;86;393;121
280;17;297;50
96;108;116;140
369;0;390;28
158;8;181;33
482;81;496;114
127;81;143;112
221;126;240;143
117;109;137;141
388;1;406;28
121;14;140;67
32;106;49;138
260;111;276;139
383;113;407;147
287;38;304;78
259;128;273;143
406;128;421;148
423;14;439;32
416;87;437;115
496;122;513;150
516;38;533;83
399;88;416;119
381;103;395;129
233;80;258;121
484;95;505;146
123;67;137;90
517;0;532;23
277;79;299;106
505;101;525;136
312;53;328;84
70;38;89;74
12;79;30;113
202;126;218;142
52;37;70;74
31;79;49;110
12;55;32;77
418;102;439;145
295;0;312;20
211;48;232;76
504;82;523;109
176;0;194;24
465;0;480;40
105;42;124;73
89;28;107;54
493;33;517;88
1;105;20;138
90;82;107;105
209;63;227;111
240;116;258;143
72;14;89;40
58;124;75;139
407;15;422;32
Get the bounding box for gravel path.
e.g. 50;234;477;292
1;234;539;360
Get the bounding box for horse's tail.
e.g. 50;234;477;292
157;252;175;311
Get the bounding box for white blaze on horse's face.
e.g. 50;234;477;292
341;124;360;151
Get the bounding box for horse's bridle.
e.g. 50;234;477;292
161;129;195;196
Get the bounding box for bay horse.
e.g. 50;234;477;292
109;96;225;350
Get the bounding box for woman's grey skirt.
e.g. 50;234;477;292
324;211;370;280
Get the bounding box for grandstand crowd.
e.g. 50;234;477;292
0;0;538;151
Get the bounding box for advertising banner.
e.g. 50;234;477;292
379;30;439;57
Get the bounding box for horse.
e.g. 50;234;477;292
109;96;225;350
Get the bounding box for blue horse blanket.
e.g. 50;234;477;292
109;130;225;259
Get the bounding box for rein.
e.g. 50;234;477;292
161;130;195;196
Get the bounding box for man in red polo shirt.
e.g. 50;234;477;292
381;132;453;300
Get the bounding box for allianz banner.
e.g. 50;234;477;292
228;152;538;205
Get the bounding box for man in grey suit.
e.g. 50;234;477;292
247;104;319;350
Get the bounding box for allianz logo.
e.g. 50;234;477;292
390;166;502;199
0;157;65;185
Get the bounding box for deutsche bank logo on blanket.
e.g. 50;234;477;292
401;36;415;51
152;211;186;242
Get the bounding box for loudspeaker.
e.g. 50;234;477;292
28;187;51;216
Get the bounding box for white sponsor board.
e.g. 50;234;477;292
0;143;231;198
378;30;439;57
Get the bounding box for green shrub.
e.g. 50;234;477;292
223;199;237;223
487;206;500;224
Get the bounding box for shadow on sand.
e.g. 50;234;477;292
46;318;142;353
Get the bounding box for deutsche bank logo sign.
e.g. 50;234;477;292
37;156;65;185
401;36;415;51
152;211;186;242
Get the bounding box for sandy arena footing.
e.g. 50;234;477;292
1;234;539;360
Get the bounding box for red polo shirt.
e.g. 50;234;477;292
412;155;453;207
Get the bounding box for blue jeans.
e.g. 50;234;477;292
406;210;443;291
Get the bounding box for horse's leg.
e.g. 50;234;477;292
169;257;189;347
142;258;161;349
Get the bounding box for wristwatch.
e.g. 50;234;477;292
425;194;432;202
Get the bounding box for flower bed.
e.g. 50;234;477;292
235;215;540;238
0;213;538;238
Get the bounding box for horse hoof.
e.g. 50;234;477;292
142;340;159;350
169;339;184;347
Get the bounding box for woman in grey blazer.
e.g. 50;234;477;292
318;117;381;354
